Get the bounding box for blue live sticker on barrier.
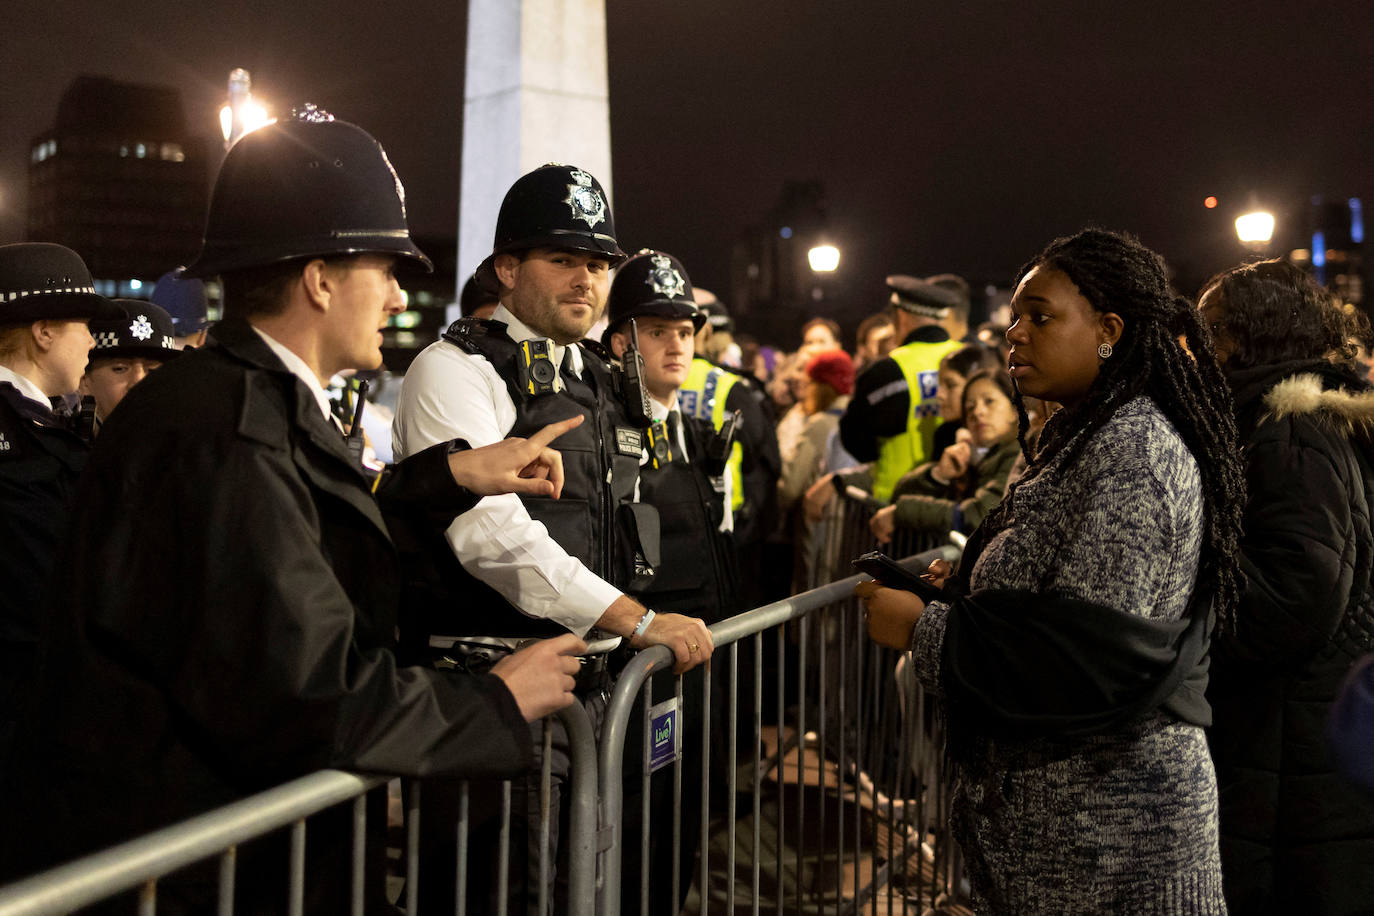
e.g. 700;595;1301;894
648;696;681;773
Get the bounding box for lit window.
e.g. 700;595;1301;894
135;143;147;159
119;145;129;158
160;143;185;162
47;140;57;158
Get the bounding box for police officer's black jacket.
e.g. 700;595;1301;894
633;412;740;623
386;318;656;645
0;383;87;647
0;382;88;782
4;317;531;913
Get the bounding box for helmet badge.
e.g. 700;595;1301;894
130;315;154;341
564;169;607;229
646;254;685;299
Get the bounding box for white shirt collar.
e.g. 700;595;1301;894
251;326;334;423
491;303;585;378
0;365;51;411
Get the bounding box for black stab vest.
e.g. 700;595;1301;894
406;319;655;640
632;413;741;624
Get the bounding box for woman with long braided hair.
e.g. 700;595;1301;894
860;228;1244;913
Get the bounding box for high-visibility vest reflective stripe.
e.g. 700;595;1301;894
680;358;745;512
871;338;963;502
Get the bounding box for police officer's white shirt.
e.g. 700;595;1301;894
391;304;618;638
253;327;335;425
647;393;733;533
0;366;51;411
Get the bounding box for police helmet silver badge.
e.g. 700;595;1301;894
646;254;685;299
564;169;607;229
130;315;154;341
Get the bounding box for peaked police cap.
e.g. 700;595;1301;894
88;300;182;363
602;249;704;345
0;243;120;324
475;164;627;289
186;106;432;277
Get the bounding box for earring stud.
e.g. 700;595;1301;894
1098;342;1113;359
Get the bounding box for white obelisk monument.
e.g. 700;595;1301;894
458;0;614;288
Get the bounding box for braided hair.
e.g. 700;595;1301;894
993;229;1246;634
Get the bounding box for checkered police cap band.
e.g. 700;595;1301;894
2;285;98;302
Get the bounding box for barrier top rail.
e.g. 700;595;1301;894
0;770;385;916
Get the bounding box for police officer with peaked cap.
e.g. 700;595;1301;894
601;249;742;914
839;272;968;502
4;109;588;912
0;242;117;784
149;267;211;348
78;299;182;432
391;165;715;913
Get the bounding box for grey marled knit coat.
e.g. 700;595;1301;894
914;396;1227;914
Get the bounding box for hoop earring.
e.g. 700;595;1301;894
1098;342;1113;359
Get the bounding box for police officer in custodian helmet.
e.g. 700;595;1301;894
5;108;587;913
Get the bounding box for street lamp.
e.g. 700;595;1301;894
808;243;840;273
1235;210;1276;245
219;68;272;148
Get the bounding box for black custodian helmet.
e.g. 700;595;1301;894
601;249;704;345
475;163;627;288
186;105;432;277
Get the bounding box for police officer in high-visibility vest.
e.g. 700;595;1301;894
391;164;713;914
602;250;740;915
839;274;968;502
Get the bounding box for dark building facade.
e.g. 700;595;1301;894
27;75;209;288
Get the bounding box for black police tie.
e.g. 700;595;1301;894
667;410;685;463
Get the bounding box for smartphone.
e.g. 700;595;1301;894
852;550;944;603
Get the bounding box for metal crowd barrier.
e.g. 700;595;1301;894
0;490;967;916
599;484;965;915
0;702;599;916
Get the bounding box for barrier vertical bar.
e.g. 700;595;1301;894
217;847;235;916
558;699;599;915
406;781;419;916
701;662;712;916
496;781;510;916
540;721;554;916
836;601;846;909
288;820;305;916
456;782;470;916
672;675;684;911
796;614;807;916
776;626;785;915
752;632;763;915
138;879;155;916
350;795;365;916
640;679;652;915
727;642;738;913
816;613;828;910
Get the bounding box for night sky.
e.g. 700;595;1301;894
3;1;1371;338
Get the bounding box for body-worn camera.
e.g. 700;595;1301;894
517;339;558;395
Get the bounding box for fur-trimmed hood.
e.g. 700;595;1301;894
1263;372;1374;436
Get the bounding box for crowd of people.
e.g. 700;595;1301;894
1;105;1373;915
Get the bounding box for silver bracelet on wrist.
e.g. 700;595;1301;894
632;608;656;638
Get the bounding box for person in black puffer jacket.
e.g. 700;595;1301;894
1200;259;1374;915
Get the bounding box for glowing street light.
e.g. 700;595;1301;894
808;244;840;273
219;68;272;148
1235;210;1276;244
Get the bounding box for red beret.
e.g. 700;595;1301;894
805;349;855;396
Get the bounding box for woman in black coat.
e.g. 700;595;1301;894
1200;259;1374;914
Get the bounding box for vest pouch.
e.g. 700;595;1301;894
616;502;661;593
